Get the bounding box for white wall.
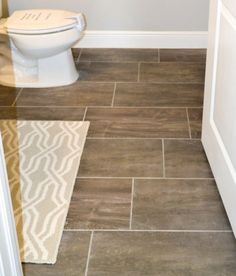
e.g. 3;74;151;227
8;0;209;31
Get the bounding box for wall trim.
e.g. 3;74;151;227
75;31;208;48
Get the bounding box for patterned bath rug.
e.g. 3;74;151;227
0;120;89;264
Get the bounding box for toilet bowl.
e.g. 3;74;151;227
0;9;85;88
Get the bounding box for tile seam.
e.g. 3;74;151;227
83;107;88;121
64;229;232;233
11;88;23;107
129;178;135;230
83;106;203;110
9;105;204;109
73;81;205;84
137;63;141;82
84;231;94;276
73;80;205;85
77;48;83;63
77;176;133;179
77;61;206;64
77;60;166;64
162;139;166;178
111;83;117;107
85;137;201;140
67;81;205;84
186;108;192;139
158;49;160;62
76;176;215;180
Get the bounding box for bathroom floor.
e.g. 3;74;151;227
1;48;236;275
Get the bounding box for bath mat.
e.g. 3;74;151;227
0;120;89;264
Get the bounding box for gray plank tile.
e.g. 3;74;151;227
16;82;114;107
23;231;91;276
160;49;207;62
132;179;231;230
114;83;204;107
78;62;138;82
0;107;85;120
140;62;206;83
164;139;213;178
88;232;236;276
78;138;163;177
0;85;19;106
80;48;158;62
188;108;203;138
66;178;132;229
85;107;189;138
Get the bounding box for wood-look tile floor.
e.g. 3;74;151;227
2;48;236;275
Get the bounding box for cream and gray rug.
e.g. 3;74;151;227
0;120;89;264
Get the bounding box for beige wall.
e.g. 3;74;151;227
7;0;209;31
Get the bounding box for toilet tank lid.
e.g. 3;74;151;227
5;9;79;32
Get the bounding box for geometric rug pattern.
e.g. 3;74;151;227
0;120;89;264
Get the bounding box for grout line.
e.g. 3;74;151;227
187;107;203;109
11;88;23;107
5;105;91;109
77;176;133;179
64;229;232;233
76;60;206;64
111;83;117;107
85;231;94;276
86;137;201;140
76;81;205;84
162;139;166;178
83;107;88;121
132;177;215;180
137;62;141;82
85;106;203;109
64;229;93;232
186;108;192;139
129;178;135;230
77;60;140;64
10;105;204;109
158;49;160;62
76;176;215;180
77;60;164;64
77;48;82;63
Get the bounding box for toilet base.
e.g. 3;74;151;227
0;49;79;88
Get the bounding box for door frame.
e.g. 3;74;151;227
202;0;236;236
0;132;23;276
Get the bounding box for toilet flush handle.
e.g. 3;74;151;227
66;13;86;31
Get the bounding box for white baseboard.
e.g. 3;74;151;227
75;31;208;49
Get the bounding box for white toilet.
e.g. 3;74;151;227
0;8;85;88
